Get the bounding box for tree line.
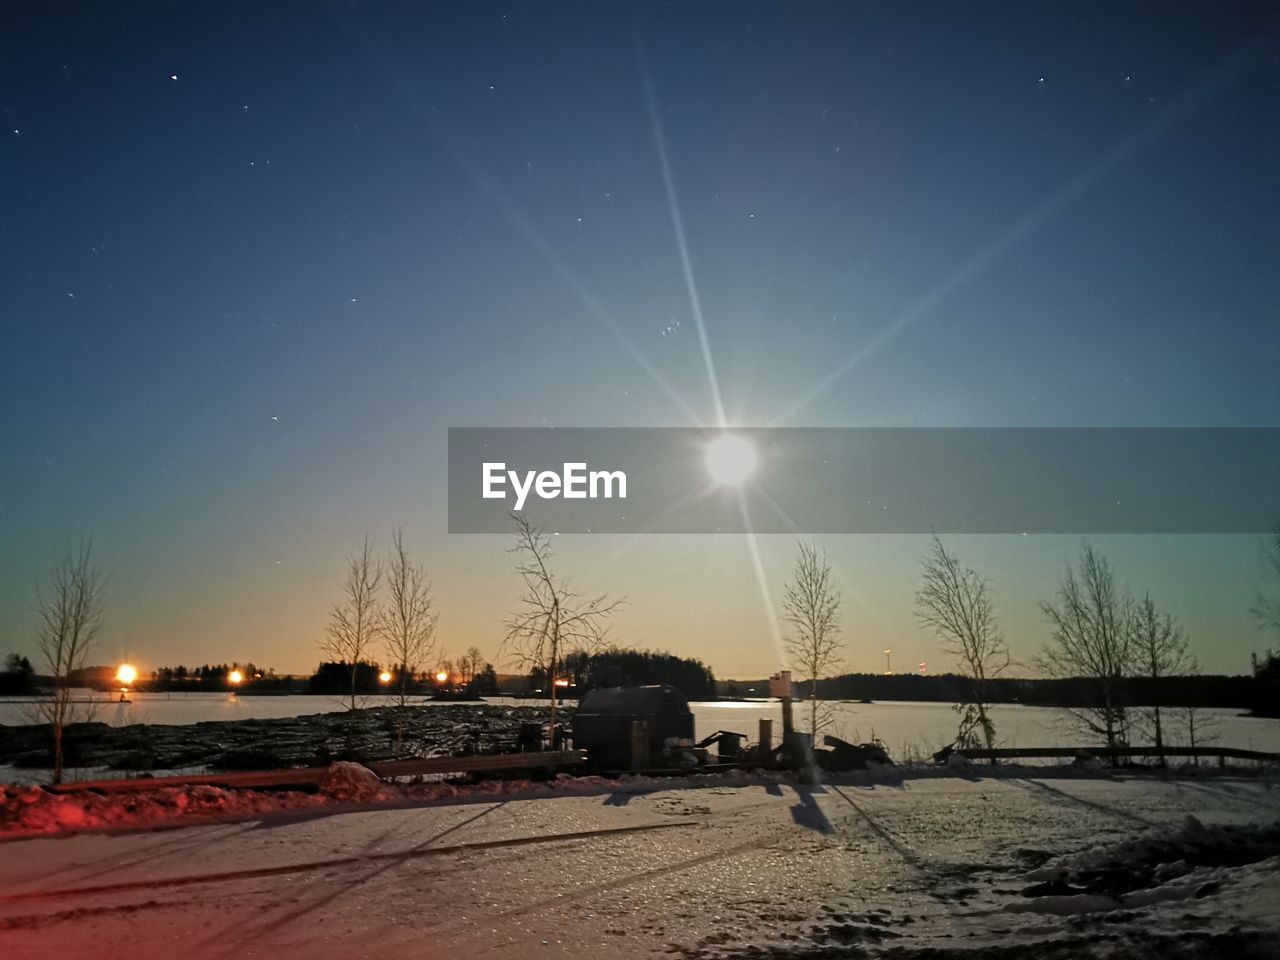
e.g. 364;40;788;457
778;531;1280;761
147;663;280;691
553;647;717;699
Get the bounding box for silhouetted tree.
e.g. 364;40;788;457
0;653;35;695
782;540;843;739
35;540;106;784
1129;593;1192;764
308;661;383;695
1252;650;1280;718
474;663;499;696
915;535;1009;753
1040;544;1134;755
504;514;623;733
1252;523;1280;640
324;537;382;725
579;647;717;698
459;646;485;687
381;530;437;750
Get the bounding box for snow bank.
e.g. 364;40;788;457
1007;813;1280;916
0;766;786;838
319;761;388;802
0;779;329;836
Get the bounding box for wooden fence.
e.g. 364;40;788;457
44;750;588;794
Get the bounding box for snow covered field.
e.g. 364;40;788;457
1;766;1278;959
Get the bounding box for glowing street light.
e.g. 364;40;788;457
115;663;137;703
435;670;449;685
553;678;570;688
379;670;393;684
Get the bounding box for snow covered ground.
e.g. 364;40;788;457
1;765;1278;959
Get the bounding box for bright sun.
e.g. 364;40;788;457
705;433;758;486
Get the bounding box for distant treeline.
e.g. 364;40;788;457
553;647;717;699
0;654;34;695
720;656;1279;715
307;661;498;696
148;663;286;692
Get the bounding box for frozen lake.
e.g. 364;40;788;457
2;692;1276;757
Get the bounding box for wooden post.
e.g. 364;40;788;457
630;719;649;770
759;718;773;755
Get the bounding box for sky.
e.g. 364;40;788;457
1;1;1278;679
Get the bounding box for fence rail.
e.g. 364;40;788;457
947;745;1280;766
44;750;588;794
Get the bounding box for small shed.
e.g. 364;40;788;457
572;685;694;769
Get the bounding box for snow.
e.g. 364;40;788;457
0;765;1278;958
318;761;387;803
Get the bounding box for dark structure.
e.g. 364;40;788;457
572;684;694;769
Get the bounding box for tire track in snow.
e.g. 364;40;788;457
0;820;695;905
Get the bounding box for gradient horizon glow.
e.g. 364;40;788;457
2;3;1278;678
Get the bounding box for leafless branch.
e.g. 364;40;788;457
915;534;1008;751
324;536;382;722
1038;543;1134;753
381;529;437;751
35;538;106;784
502;513;623;732
782;540;843;739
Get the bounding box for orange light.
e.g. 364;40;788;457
115;663;137;686
228;669;244;685
379;670;392;684
435;671;449;684
553;678;570;687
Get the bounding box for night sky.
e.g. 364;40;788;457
2;2;1278;677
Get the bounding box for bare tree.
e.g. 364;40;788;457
504;514;622;736
324;537;382;721
782;540;843;739
459;645;485;687
1252;523;1280;639
915;535;1009;753
35;540;106;784
1040;543;1134;754
381;529;437;751
1129;593;1192;765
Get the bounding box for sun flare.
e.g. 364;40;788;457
705;434;758;487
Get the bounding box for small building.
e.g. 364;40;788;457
572;684;694;769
